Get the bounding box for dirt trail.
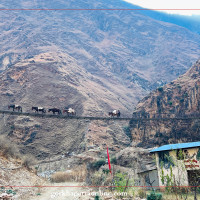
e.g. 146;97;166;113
30;182;95;200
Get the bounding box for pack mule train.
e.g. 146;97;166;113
8;104;22;112
7;105;121;117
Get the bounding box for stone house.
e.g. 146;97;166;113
150;141;200;187
137;160;159;188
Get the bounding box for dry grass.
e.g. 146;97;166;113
0;135;20;159
0;135;36;169
162;193;200;200
21;155;36;169
137;189;146;199
51;165;87;183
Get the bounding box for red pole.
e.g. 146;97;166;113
107;147;112;174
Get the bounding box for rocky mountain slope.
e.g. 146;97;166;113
0;52;130;159
0;155;45;200
129;59;200;147
1;0;200;160
1;0;200;99
0;51;136;116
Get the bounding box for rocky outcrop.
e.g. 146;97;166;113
129;60;200;147
0;155;45;200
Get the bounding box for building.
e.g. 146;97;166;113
150;141;200;186
137;160;159;188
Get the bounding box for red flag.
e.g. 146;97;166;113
107;147;112;174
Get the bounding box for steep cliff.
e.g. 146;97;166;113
129;59;200;147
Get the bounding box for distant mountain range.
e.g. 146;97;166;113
122;1;200;35
142;12;200;35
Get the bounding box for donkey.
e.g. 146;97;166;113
48;108;62;115
63;107;76;116
8;104;22;112
32;107;46;113
108;110;120;117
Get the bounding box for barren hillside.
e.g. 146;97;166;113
1;0;200;98
0;155;45;200
0;52;130;159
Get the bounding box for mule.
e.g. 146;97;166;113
63;107;76;116
48;108;62;115
8;104;22;112
108;110;120;117
32;107;46;113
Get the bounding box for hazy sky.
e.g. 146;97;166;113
124;0;200;16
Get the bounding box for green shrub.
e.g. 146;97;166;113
111;157;117;164
114;172;127;192
158;87;163;92
147;191;162;200
102;169;110;174
168;101;173;106
6;189;13;194
113;172;133;193
6;189;16;195
90;159;106;170
94;195;101;200
0;189;17;196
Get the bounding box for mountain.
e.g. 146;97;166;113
1;0;200;99
0;52;130;159
129;59;200;147
0;52;136;115
1;0;200;159
122;2;200;35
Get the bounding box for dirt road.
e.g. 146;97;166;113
30;182;95;200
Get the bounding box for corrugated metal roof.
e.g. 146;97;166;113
150;141;200;153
